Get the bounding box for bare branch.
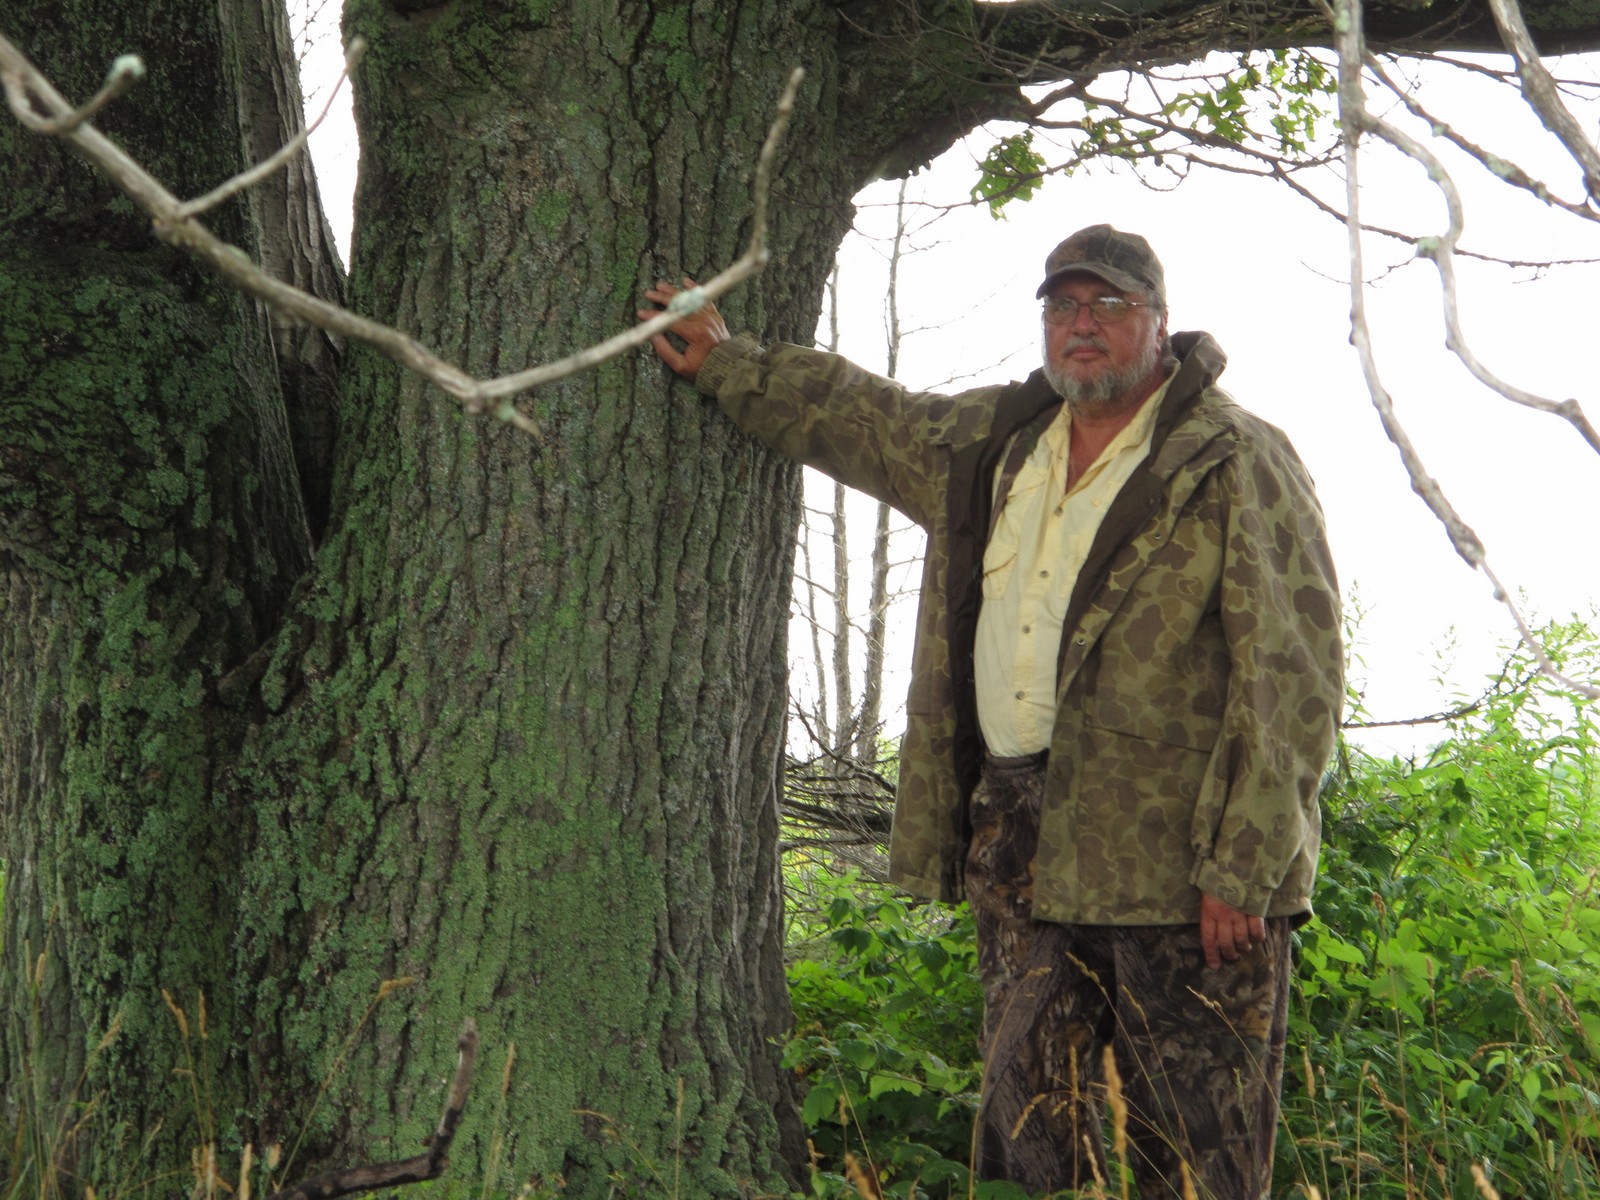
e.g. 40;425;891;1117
1368;57;1600;223
178;38;364;220
1332;0;1600;701
1352;73;1600;455
264;1019;479;1200
1343;652;1534;728
1484;0;1600;201
0;33;804;434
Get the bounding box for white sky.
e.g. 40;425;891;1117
291;13;1599;756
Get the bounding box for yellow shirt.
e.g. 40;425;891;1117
974;377;1170;756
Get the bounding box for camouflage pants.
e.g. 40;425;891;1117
964;752;1291;1200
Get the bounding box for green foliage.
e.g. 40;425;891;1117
1163;50;1333;155
783;871;1009;1198
970;131;1047;219
968;50;1337;209
1282;623;1600;1198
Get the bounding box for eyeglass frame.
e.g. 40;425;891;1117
1041;295;1158;326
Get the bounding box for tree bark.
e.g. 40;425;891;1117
1;0;319;1169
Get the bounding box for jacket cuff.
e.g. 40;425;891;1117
1192;859;1273;917
695;334;763;398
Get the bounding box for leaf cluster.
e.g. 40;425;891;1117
783;872;1023;1199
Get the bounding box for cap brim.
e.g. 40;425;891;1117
1036;263;1149;299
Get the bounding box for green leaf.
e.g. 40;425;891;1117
970;131;1046;218
801;1079;842;1127
868;1073;924;1099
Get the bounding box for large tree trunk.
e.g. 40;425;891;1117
0;0;326;1171
1;0;890;1194
218;3;847;1189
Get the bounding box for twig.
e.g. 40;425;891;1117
1331;0;1600;701
178;39;365;220
0;31;805;434
2;50;143;133
264;1019;479;1200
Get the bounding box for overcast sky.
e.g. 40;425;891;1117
293;13;1598;754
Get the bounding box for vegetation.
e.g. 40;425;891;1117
784;625;1600;1198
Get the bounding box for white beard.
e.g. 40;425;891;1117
1043;330;1163;411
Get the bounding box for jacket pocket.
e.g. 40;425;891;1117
1089;692;1223;755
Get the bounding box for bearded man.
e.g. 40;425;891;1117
640;225;1343;1200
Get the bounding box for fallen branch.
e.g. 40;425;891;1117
0;30;804;436
264;1019;478;1200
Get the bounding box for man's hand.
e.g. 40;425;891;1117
1199;891;1266;969
638;278;730;382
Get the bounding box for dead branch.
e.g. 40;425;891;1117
1369;57;1600;223
1343;651;1535;728
1349;65;1600;455
1331;0;1600;701
0;31;803;435
264;1019;478;1200
1484;0;1600;201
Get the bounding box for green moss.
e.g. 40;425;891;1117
665;50;701;97
525;188;571;236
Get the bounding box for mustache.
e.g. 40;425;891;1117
1059;336;1109;355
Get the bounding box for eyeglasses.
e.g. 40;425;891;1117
1042;296;1155;325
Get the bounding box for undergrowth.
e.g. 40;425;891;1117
785;625;1600;1198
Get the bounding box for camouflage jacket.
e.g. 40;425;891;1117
697;330;1343;924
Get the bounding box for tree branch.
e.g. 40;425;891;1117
1331;0;1600;701
0;32;803;435
1369;57;1600;223
1483;0;1600;200
265;1019;478;1200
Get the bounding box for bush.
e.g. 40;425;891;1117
783;868;1027;1198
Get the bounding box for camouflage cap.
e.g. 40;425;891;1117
1035;224;1165;308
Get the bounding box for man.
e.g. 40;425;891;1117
640;225;1342;1199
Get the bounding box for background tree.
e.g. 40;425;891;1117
3;1;1598;1198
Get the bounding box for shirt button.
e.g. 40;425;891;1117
1076;636;1086;646
1014;690;1025;700
1021;624;1031;634
1039;569;1049;578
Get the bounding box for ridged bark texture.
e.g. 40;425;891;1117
219;4;863;1191
0;0;316;1172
